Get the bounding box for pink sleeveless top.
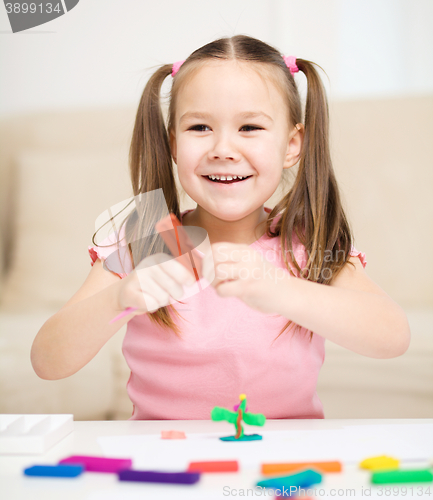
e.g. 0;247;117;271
88;207;366;420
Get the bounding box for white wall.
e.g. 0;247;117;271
0;0;432;118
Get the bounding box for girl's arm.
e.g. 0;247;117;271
273;256;411;359
31;259;129;380
32;254;196;380
203;243;410;359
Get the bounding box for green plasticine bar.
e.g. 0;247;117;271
372;469;433;484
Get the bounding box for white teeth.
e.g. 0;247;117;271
206;174;249;181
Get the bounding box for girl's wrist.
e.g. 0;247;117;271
272;272;299;319
109;279;126;314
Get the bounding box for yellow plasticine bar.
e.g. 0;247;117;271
261;461;342;475
359;455;400;471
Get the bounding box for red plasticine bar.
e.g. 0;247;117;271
155;213;203;280
187;461;239;473
59;455;132;473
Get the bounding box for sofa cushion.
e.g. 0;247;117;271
1;149;131;311
0;312;122;420
317;309;433;418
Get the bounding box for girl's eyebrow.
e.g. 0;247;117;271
238;111;273;122
179;112;211;124
179;111;273;124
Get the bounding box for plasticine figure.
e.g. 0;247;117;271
211;394;266;441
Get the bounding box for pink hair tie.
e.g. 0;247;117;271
172;60;185;77
282;55;299;76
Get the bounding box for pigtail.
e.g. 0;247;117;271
295;59;352;280
130;65;179;205
273;59;354;341
126;64;181;262
126;64;184;336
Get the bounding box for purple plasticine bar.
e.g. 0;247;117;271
118;469;200;484
59;455;132;473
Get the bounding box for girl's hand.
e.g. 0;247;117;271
202;242;290;314
117;253;196;314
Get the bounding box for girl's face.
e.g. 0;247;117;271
170;60;302;221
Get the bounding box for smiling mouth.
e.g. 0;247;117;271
202;175;253;184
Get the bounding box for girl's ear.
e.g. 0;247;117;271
170;130;177;164
283;123;304;170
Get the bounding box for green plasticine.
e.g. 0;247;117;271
219;434;262;441
372;469;433;484
257;469;323;489
211;394;266;441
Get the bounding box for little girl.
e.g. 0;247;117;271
31;35;410;420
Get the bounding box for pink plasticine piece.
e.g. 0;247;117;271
59;455;132;473
161;430;186;439
110;307;138;324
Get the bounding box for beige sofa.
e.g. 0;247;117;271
0;98;432;420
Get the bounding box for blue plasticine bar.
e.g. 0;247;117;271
257;469;322;489
24;464;84;477
118;469;200;484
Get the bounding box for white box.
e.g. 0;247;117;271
0;414;73;454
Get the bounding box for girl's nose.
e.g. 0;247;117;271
208;135;241;162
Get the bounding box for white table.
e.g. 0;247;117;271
1;419;432;500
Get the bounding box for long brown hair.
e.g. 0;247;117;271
93;35;354;339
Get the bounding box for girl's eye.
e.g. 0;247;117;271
240;125;263;132
188;125;210;132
